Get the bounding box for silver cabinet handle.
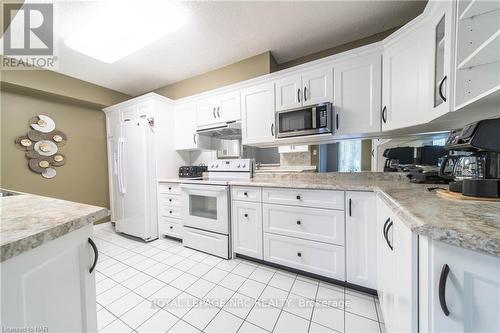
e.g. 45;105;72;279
297;88;301;103
304;87;307;101
216;106;220;118
193;134;197;144
213;108;217;118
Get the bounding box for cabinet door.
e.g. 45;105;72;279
232;200;263;259
423;240;500;332
241;82;276;145
429;0;454;120
376;198;395;330
334;54;382;135
346;191;377;289
302;67;333;106
0;225;97;332
382;26;431;131
197;96;218;127
174;102;200;150
217;91;241;123
392;217;418;333
275;74;302;111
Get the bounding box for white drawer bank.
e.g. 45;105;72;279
231;186;377;289
158;182;184;239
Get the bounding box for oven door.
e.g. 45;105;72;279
180;184;229;235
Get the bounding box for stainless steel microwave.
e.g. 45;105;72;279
275;102;334;139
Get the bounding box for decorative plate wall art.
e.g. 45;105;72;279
15;115;67;179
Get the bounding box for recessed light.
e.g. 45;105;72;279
64;0;188;64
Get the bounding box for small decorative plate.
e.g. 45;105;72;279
15;136;33;150
25;150;40;159
51;154;66;166
34;140;58;156
42;168;57;179
30;115;56;133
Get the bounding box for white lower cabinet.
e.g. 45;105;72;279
377;197;418;332
345;191;377;289
263;233;345;280
419;237;500;332
232;200;263;259
0;225;97;332
158;182;184;239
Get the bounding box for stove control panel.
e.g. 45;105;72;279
208;159;254;172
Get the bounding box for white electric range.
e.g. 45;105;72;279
180;159;254;259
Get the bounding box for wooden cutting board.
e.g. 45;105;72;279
436;189;500;202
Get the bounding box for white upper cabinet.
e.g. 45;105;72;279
275;75;302;111
217;91;241;123
334;53;382;135
174;102;209;150
382;22;432;131
275;67;332;111
345;191;377;290
428;0;455;120
419;239;500;333
197;96;218;128
241;82;276;145
197;91;241;128
302;67;333;106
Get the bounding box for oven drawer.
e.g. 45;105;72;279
264;233;345;280
262;187;344;210
231;186;262;202
159;217;183;239
159;193;181;207
183;227;229;259
159;206;181;219
158;183;181;195
263;203;345;245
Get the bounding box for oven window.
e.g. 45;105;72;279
189;195;217;220
279;109;313;133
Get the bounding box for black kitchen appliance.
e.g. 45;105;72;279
440;117;500;197
178;165;207;178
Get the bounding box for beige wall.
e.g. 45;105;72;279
1;65;130;108
154;51;275;99
0;87;110;209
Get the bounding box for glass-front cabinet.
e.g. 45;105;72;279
429;0;455;120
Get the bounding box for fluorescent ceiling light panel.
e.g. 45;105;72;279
65;0;188;63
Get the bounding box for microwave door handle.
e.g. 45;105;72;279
312;107;317;128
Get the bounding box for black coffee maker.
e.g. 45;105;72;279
440;117;500;197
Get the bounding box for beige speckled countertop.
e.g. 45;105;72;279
0;190;109;262
229;172;500;258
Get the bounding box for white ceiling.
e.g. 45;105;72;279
50;0;426;96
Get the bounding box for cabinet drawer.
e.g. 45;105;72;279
159;206;181;219
158;183;181;195
231;186;262;202
263;187;344;210
159;193;181;207
263;204;344;245
159;217;183;238
183;227;229;259
264;233;345;280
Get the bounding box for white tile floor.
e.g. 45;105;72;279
94;223;385;333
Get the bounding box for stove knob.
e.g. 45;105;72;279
242;164;246;168
215;164;219;168
237;164;241;168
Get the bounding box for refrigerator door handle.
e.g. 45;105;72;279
118;138;126;194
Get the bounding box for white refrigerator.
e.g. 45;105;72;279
106;101;158;241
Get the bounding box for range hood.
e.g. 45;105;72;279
197;121;242;140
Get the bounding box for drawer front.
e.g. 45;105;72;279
159;193;181;207
263;204;345;245
264;233;345;280
183;227;229;259
262;188;344;210
231;186;262;202
159;206;181;219
158;183;181;195
232;200;263;259
159;217;183;238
